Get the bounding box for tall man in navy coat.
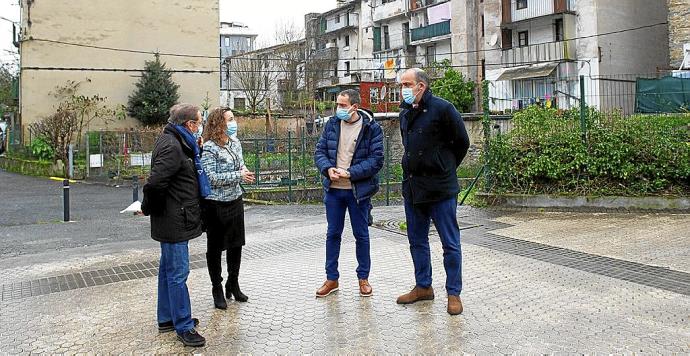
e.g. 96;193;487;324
396;68;470;315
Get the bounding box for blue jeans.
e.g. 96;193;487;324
324;188;371;281
404;197;462;295
157;241;194;334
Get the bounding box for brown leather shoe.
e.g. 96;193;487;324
447;295;463;315
316;280;339;298
396;286;435;304
359;279;373;297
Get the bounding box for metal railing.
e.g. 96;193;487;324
410;20;451;43
501;40;575;67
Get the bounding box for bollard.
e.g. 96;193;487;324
132;175;139;202
63;179;70;222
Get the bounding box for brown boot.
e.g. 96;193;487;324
359;279;373;297
396;286;435;304
447;295;463;315
316;280;339;298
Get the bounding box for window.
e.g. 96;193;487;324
335;14;340;23
373;27;382;52
481;15;485;37
345;61;351;76
518;31;529;47
345;35;350;47
403;23;410;46
517;0;527;9
389;85;400;102
425;45;436;66
554;19;564;41
383;26;390;50
370;87;380;104
334;63;338;77
224;37;230;47
234;98;246;110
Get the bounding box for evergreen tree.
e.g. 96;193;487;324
127;54;180;125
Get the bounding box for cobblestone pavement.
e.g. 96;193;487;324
1;170;689;353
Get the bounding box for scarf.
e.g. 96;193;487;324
172;124;211;198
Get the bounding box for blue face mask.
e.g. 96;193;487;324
226;120;238;137
402;86;418;105
193;121;203;139
336;107;353;121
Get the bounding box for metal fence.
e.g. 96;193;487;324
77;122;479;204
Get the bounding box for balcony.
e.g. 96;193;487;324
373;0;407;22
324;14;359;34
312;47;338;61
410;20;451;44
501;40;575;68
410;0;448;11
502;0;575;25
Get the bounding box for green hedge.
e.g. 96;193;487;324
487;106;690;196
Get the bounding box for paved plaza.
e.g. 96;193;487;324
0;170;688;354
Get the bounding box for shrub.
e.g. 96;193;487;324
487;106;690;196
30;137;54;161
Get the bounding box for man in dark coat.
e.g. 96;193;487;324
314;89;384;298
395;68;470;315
141;103;207;347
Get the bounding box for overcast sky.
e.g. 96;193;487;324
0;0;336;66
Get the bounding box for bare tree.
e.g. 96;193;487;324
229;54;277;113
30;106;78;175
272;21;306;110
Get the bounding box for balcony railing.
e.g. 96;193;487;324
410;20;451;43
312;47;338;61
502;0;575;24
501;40;575;67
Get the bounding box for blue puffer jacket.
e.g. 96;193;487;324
314;109;384;202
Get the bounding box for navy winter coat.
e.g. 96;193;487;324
314;109;384;202
400;89;470;204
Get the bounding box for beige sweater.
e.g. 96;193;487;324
330;118;363;189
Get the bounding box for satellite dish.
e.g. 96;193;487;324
489;34;499;47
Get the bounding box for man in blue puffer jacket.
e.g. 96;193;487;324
314;89;384;298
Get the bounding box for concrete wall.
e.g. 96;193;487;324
595;0;669;76
451;0;479;81
19;0;220;137
668;0;690;68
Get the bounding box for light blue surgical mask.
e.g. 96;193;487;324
193;121;203;140
336;107;352;121
402;86;418;105
226;120;238;137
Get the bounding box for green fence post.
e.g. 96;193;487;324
579;75;587;145
288;131;293;204
254;139;260;187
301;128;307;191
481;80;491;188
385;134;391;206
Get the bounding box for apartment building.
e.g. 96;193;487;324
220;22;258;106
305;0;364;101
485;0;669;113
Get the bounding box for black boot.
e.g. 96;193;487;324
212;285;227;309
226;247;248;302
206;252;227;309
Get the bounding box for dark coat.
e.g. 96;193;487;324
141;125;203;243
314;109;384;203
399;89;470;205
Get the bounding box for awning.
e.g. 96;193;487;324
497;63;558;81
